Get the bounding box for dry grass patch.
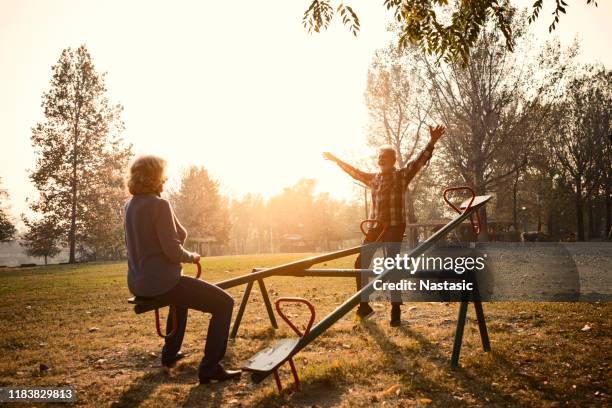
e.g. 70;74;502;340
0;254;610;407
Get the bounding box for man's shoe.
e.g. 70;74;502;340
355;303;375;321
162;351;187;368
199;364;242;384
390;305;401;327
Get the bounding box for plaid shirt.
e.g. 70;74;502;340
337;144;434;226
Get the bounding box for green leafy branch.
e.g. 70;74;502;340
302;0;598;63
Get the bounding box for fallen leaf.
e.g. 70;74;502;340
419;398;433;404
381;384;400;396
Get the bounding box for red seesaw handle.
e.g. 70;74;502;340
443;186;481;235
275;297;316;337
360;219;389;242
155;306;177;338
194;261;202;279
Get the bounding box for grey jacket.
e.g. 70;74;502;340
124;194;196;297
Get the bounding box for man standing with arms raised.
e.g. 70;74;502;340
323;125;445;326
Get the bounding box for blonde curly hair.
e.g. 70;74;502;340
126;155;167;195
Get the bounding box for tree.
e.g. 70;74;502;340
267;179;318;251
227;179;364;254
79;136;132;260
302;0;597;62
266;178;362;252
169;166;230;247
28;45;132;263
364;42;434;245
421;15;573;240
550;66;611;241
20;215;62;265
0;213;15;242
0;178;16;242
229;193;269;254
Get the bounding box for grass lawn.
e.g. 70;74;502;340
0;253;610;407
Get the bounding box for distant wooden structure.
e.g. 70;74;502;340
187;236;219;256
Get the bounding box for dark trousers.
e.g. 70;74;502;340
354;223;406;305
154;276;234;374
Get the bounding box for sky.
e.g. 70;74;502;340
0;0;610;227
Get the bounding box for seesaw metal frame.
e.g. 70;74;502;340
292;194;491;361
232;267;490;368
129;188;491;384
235;194;491;383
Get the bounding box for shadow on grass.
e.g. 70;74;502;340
364;321;527;407
111;364;226;407
396;322;567;401
110;370;168;408
248;370;346;408
182;379;233;408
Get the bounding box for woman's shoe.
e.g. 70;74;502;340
199;364;241;384
162;351;187;368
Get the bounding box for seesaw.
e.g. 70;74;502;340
128;187;491;392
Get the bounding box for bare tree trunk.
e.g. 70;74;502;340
575;176;585;242
512;170;519;228
587;199;595;240
547;178;557;239
477;207;489;242
606;184;611;240
537;211;542;233
474;163;489;241
68;123;79;264
547;211;555;240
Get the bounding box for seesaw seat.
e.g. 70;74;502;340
460;194;489;209
128;296;171;314
242;338;300;382
127;263;202;318
242;297;315;390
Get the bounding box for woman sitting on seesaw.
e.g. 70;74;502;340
123;155;240;384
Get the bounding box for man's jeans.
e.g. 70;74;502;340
354;223;406;305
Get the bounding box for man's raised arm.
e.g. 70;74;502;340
401;125;446;184
322;152;374;186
